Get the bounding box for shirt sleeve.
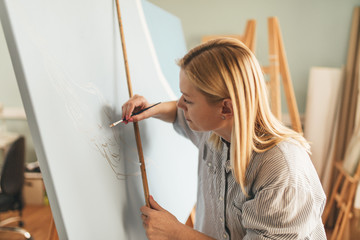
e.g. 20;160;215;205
173;107;206;148
241;143;326;239
242;186;324;239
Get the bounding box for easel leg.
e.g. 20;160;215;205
323;172;343;222
243;20;256;53
272;17;302;133
267;17;281;120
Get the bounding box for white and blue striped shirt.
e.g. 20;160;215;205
174;108;327;239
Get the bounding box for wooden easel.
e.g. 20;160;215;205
262;17;302;133
322;159;360;240
202;17;302;133
201;19;257;53
322;122;360;240
322;6;360;240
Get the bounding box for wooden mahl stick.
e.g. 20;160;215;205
115;0;150;208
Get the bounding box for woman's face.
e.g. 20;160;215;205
177;69;226;132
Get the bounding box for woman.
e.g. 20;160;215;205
121;38;326;240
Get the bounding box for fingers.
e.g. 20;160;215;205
121;95;150;123
140;206;152;230
141;213;149;230
140;196;165;231
149;195;164;211
140;205;152;217
140;199;160;226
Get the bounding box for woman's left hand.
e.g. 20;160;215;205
140;196;182;240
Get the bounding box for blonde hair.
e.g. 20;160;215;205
178;38;310;194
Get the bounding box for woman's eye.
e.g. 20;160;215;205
184;98;192;104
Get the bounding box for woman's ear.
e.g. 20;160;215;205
221;99;233;117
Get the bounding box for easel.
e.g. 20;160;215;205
322;6;360;240
322;159;360;240
262;17;302;133
322;123;360;240
202;17;302;133
202;19;257;53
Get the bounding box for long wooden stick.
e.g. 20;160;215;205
115;0;150;208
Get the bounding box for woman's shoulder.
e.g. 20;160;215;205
248;138;318;191
255;138;309;167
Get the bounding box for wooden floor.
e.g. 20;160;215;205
0;205;53;240
0;204;359;239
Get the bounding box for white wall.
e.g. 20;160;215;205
0;20;35;163
0;21;21;107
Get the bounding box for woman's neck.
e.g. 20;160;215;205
214;121;232;143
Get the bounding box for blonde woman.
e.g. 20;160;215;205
121;38;326;240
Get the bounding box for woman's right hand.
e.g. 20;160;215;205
121;95;153;124
122;96;177;124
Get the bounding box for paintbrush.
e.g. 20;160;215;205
109;102;161;128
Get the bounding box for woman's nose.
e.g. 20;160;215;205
177;96;186;110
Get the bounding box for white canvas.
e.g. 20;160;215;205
0;0;198;239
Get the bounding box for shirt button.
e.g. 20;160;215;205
207;162;212;167
223;233;227;239
219;196;223;201
219;217;223;222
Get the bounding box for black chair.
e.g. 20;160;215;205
0;136;32;239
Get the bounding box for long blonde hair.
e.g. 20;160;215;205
178;38;310;194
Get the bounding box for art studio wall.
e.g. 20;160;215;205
149;0;359;114
0;20;35;162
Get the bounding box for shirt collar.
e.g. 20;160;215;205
220;137;230;148
220;138;232;173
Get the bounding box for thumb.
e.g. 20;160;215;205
149;195;164;211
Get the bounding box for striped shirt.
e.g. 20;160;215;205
173;108;327;239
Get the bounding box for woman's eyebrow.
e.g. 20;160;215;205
180;91;190;97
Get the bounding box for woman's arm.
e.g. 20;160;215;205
152;101;177;123
121;95;177;123
141;196;216;240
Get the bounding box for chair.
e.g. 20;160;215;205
0;136;32;239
